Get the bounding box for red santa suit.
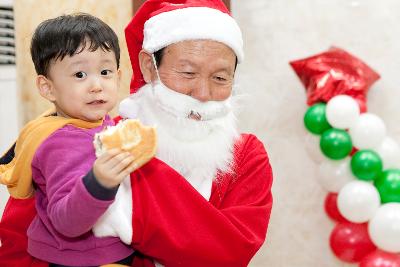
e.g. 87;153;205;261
127;133;273;267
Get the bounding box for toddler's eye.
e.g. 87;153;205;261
101;70;112;75
75;71;87;79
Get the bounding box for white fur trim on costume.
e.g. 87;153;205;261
119;95;140;119
93;177;133;245
143;7;244;62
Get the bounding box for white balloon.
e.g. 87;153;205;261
349;113;386;149
318;157;355;192
304;132;325;163
337;180;381;223
376;137;400;169
326;95;360;129
369;203;400;253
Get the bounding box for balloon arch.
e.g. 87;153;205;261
290;47;400;266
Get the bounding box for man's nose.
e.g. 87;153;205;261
191;79;212;102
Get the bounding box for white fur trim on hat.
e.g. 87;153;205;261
143;7;244;62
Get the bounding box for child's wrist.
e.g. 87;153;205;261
83;169;119;200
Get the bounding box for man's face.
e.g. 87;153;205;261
150;40;236;102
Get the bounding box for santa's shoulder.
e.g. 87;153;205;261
234;133;268;156
231;133;271;174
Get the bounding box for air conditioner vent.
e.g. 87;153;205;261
0;5;14;65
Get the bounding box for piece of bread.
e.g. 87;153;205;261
94;119;157;169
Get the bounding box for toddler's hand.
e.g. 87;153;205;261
93;149;137;188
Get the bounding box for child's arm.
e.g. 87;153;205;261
32;130;135;238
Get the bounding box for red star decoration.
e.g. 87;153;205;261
290;47;380;112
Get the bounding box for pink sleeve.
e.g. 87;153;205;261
33;129;114;237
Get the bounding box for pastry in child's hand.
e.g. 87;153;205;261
94;119;157;169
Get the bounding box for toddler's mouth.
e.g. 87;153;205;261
88;100;106;105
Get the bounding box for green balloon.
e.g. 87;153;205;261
320;128;352;160
374;169;400;203
304;103;331;135
351;150;383;181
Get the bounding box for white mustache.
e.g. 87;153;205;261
152;80;232;121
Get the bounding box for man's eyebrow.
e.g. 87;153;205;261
214;66;234;73
176;60;233;72
176;59;198;67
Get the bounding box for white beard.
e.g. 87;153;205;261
119;84;239;200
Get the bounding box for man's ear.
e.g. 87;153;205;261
36;75;56;102
138;50;156;83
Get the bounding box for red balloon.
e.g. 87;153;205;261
324;193;347;222
360;250;400;267
330;222;376;263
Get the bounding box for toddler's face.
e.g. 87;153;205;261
41;47;120;122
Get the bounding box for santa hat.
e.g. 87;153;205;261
125;0;244;94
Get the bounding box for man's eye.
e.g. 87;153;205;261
75;71;87;79
181;71;195;76
215;76;227;82
101;70;112;75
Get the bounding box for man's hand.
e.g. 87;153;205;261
93;149;137;188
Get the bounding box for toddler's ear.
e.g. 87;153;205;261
117;69;122;86
37;75;55;102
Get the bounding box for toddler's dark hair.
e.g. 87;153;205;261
31;13;120;76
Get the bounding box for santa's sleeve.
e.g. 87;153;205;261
0;197;48;267
0;143;47;266
130;134;273;267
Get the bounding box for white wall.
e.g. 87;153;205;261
232;0;400;266
0;65;19;216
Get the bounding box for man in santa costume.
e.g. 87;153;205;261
0;0;273;266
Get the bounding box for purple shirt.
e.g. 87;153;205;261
27;117;133;266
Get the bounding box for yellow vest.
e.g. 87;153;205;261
0;109;103;199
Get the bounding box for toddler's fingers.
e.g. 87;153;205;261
126;161;139;174
127;160;140;171
103;151;131;168
117;162;139;180
110;154;135;174
97;148;122;163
